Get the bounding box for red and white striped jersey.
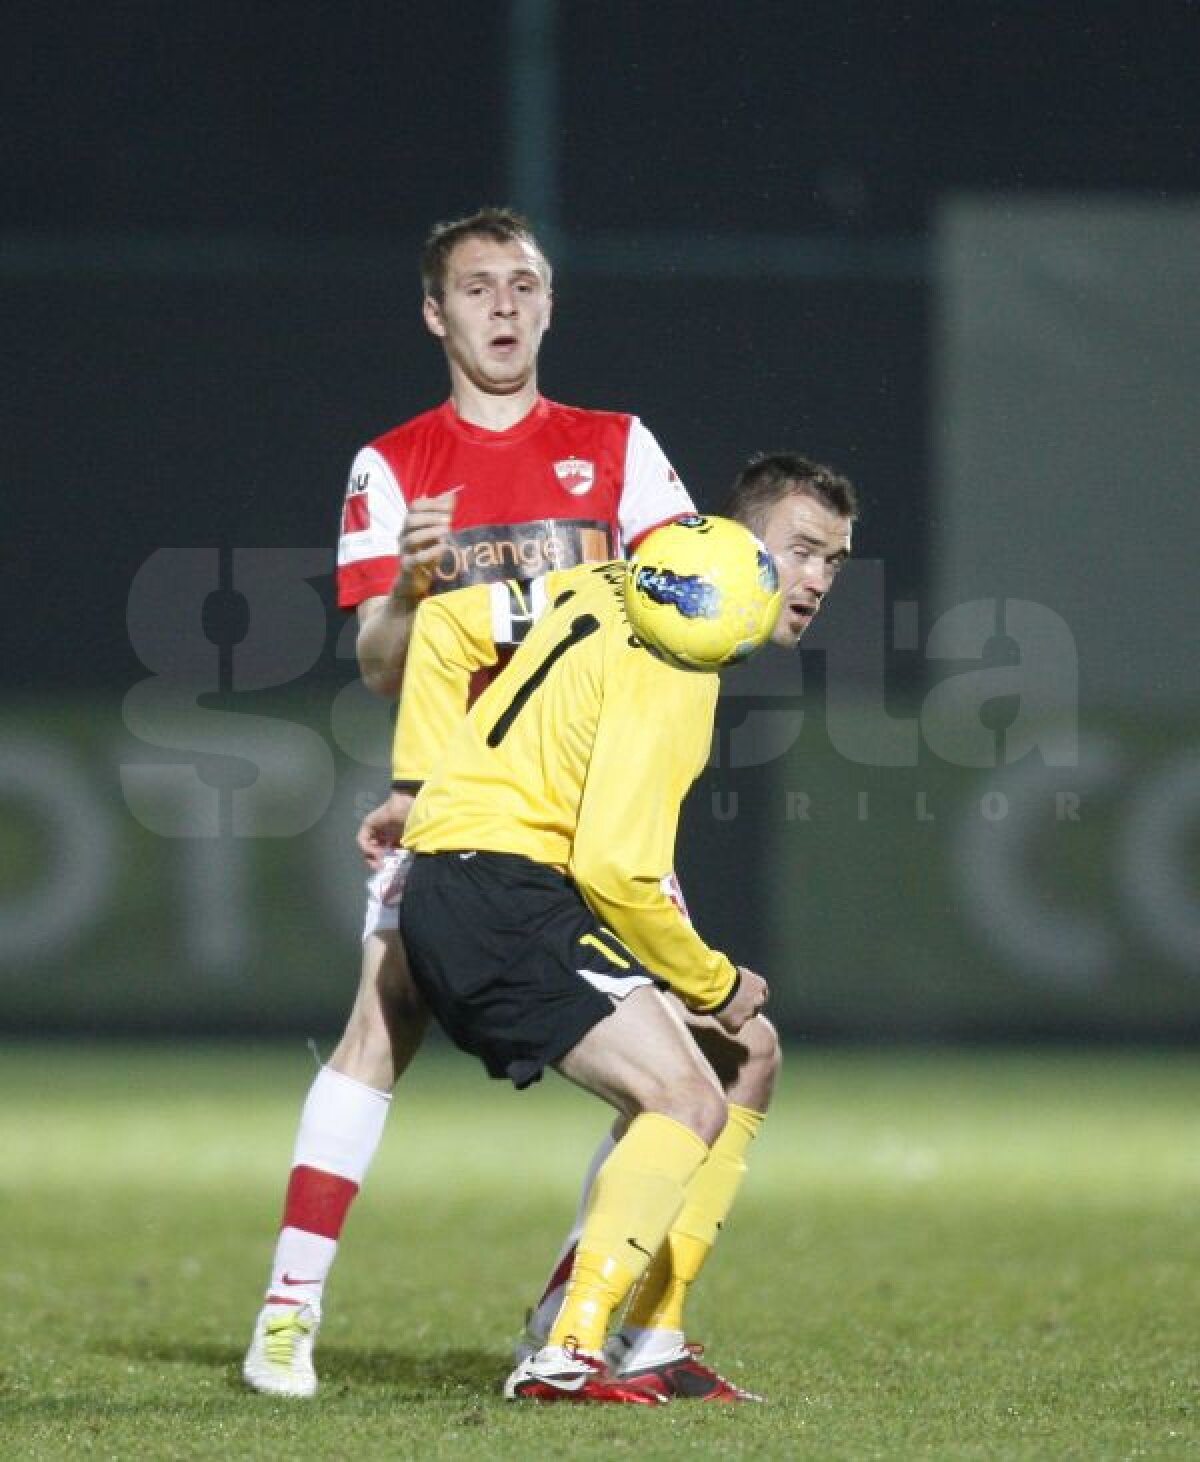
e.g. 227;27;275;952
335;395;693;609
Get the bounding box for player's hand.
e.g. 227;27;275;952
713;966;768;1034
393;488;460;602
357;790;416;868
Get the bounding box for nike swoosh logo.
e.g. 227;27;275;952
280;1273;321;1286
626;1237;654;1259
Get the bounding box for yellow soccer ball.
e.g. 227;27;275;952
624;515;782;671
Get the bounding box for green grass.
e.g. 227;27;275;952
1;1044;1198;1459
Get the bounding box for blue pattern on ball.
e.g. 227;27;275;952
757;549;780;590
632;566;722;621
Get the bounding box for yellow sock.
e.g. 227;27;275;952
548;1113;709;1354
624;1103;764;1335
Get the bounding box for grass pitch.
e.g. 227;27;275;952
1;1043;1197;1459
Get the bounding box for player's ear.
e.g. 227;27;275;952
423;294;447;339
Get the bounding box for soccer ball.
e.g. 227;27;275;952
624;515;782;671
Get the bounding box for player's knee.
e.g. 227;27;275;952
642;1071;727;1146
739;1014;782;1109
687;1081;729;1145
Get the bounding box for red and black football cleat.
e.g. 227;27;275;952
616;1342;765;1402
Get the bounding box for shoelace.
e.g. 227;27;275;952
558;1337;608;1375
263;1312;312;1366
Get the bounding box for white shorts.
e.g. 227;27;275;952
360;849;687;942
361;847;415;941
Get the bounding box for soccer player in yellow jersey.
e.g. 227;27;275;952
394;454;857;1402
381;550;780;1402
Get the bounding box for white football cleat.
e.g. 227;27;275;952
242;1303;320;1398
504;1342;667;1404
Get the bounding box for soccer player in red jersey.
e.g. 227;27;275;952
243;208;694;1397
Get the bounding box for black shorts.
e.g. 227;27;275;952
399;851;656;1088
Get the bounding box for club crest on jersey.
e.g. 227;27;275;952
554;457;595;496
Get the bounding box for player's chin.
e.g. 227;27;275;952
479;364;532;392
773;611;811;647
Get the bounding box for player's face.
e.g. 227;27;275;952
758;490;853;647
423;235;553;396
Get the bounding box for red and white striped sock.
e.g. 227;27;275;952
262;1065;390;1311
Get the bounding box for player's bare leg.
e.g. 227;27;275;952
505;987;726;1403
519;1004;779;1342
519;1002;780;1400
330;930;430;1090
606;1006;778;1401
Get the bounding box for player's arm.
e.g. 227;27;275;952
568;662;740;1016
353;597;417;700
353;490;460;697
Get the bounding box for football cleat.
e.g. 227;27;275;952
504;1342;667;1404
242;1303;320;1398
615;1342;765;1403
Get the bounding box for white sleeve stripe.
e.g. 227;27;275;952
337;445;408;568
350;446;407;521
617;418;696;550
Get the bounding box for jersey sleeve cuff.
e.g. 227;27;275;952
625;512;692;552
698;967;741;1015
336;556;400;609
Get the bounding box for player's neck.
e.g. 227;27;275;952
449;376;541;432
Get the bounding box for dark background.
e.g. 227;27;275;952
9;1;1199;691
4;1;1198;1036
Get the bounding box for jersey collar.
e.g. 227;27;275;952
439;395;550;445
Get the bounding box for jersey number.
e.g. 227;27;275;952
487;614;600;747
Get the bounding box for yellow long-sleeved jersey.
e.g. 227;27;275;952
397;562;738;1013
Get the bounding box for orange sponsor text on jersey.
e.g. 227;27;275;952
431;521;612;590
